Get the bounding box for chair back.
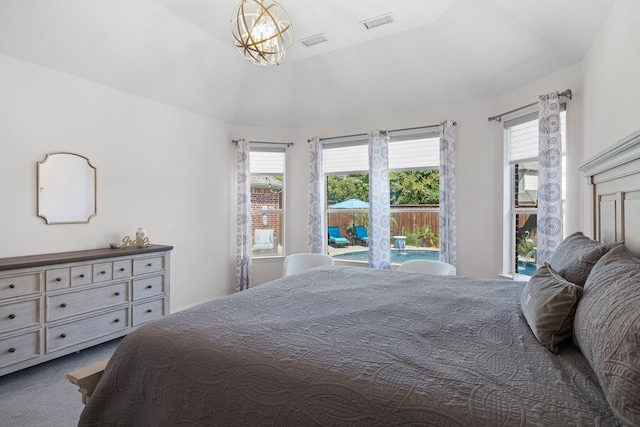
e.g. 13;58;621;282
354;226;368;238
283;253;334;277
396;259;456;275
328;226;342;239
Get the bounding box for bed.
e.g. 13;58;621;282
76;131;640;426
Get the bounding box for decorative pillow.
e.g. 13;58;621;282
573;244;640;426
520;263;583;353
549;231;619;286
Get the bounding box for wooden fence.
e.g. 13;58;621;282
327;207;440;247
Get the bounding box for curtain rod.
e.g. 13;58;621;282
311;122;457;143
232;139;293;147
487;89;572;123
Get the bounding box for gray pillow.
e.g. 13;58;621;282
549;231;618;286
520;263;582;353
573;244;640;426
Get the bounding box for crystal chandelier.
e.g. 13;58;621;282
231;0;293;66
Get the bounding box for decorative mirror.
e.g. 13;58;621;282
37;152;97;224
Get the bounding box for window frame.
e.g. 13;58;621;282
322;129;441;262
249;146;287;259
502;108;566;277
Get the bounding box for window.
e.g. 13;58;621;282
250;148;285;257
504;110;566;276
323;129;440;262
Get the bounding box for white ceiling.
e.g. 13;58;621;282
0;0;615;127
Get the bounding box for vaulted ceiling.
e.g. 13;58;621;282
0;0;615;127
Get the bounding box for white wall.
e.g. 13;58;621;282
0;53;235;310
2;0;638;297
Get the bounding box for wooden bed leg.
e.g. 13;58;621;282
67;358;110;404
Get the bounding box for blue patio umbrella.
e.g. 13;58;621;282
328;198;370;209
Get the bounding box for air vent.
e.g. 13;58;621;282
300;33;328;47
361;13;394;29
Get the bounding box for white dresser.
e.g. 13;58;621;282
0;244;172;376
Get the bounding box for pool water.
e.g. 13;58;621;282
335;249;440;263
517;261;537;276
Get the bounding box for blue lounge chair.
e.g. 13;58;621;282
354;226;369;246
328;226;349;248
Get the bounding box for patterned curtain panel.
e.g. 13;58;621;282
537;92;563;266
439;121;457;267
368;130;391;270
234;139;252;292
308;137;324;253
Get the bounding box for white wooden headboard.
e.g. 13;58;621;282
580;129;640;258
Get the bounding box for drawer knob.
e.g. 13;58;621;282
60;333;67;338
60;303;67;308
114;318;120;323
115;291;120;296
56;277;62;282
146;263;152;267
8;347;16;353
100;270;106;275
146;285;153;289
9;284;15;289
146;309;152;313
80;274;85;278
119;267;125;272
8;314;16;319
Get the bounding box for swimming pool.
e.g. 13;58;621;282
517;261;537;276
334;249;440;263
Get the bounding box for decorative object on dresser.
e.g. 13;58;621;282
0;244;172;377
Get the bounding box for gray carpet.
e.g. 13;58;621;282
0;338;122;427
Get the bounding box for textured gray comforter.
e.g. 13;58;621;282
78;266;619;426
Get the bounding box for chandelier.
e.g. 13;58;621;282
231;0;294;66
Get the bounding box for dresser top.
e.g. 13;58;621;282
0;244;173;271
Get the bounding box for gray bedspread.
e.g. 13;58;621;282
78;266;619;426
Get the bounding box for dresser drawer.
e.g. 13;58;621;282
132;298;165;326
47;282;128;322
0;298;41;334
0;273;40;299
45;268;70;292
46;308;128;353
132;275;164;301
0;330;41;368
113;260;130;280
92;262;113;283
71;265;92;287
133;255;164;276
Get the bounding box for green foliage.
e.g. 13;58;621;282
418;225;439;247
327;171;440;206
518;231;537;260
390;170;440;205
327;174;369;204
405;232;421;247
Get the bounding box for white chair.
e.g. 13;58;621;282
396;260;457;275
283;253;334;277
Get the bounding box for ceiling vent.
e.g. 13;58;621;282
361;13;394;30
300;33;328;47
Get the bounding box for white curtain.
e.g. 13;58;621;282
368;130;391;269
234;139;252;291
439;121;457;266
308;137;324;253
537;92;563;266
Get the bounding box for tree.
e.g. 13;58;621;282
327;174;369;203
389;170;439;205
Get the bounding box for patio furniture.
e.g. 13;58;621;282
283;253;334;276
253;229;274;251
328;226;349;248
397;260;456;275
354;226;369;246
